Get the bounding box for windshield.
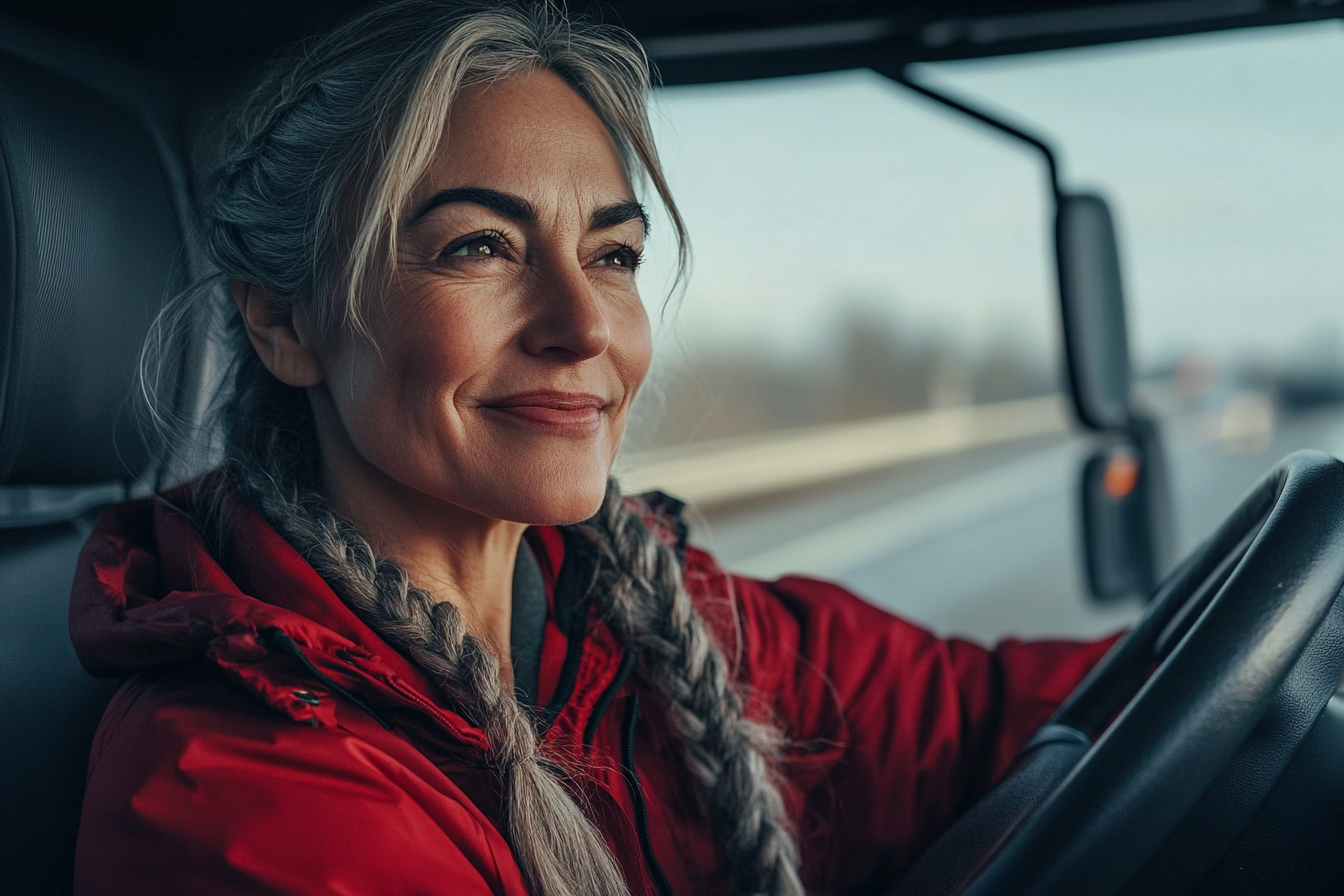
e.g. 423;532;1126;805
623;20;1344;640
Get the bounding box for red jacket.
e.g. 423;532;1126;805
69;490;1115;895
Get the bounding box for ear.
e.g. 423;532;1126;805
231;280;324;388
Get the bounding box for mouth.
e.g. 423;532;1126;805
479;390;608;435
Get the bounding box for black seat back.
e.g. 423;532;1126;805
0;22;194;894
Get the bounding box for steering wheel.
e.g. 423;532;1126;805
894;450;1344;896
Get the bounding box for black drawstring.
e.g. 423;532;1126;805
622;696;675;896
536;540;596;735
585;646;639;748
266;629;393;731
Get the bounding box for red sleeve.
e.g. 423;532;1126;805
684;546;1117;893
75;664;525;896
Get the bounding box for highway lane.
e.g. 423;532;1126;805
689;405;1344;643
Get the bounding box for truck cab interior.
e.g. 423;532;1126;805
2;2;1342;894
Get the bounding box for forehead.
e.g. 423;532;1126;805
419;68;633;206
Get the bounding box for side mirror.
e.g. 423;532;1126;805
877;74;1173;602
1057;194;1132;431
1058;194;1173;598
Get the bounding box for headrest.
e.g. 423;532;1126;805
0;48;186;486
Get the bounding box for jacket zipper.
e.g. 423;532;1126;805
623;695;675;896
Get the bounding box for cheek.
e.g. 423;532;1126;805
611;295;654;399
330;290;505;444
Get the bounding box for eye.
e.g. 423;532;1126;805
438;232;511;263
446;238;495;258
595;245;643;271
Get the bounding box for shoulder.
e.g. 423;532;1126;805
79;663;523;896
86;662;422;817
622;489;935;665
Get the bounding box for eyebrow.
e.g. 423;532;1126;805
590;200;650;236
407;187;648;236
408;187;538;227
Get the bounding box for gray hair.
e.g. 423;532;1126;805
144;2;802;894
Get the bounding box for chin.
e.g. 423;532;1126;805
465;464;611;527
524;487;608;527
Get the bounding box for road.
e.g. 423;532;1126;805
688;404;1344;643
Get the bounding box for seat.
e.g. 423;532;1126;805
0;23;195;894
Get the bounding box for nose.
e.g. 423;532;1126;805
518;259;611;362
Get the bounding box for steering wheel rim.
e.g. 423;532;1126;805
898;450;1344;896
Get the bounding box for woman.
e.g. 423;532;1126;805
70;3;1114;894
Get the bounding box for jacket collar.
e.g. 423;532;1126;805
68;484;619;759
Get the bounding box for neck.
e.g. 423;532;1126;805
312;405;525;677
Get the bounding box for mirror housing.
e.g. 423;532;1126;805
1057;194;1132;431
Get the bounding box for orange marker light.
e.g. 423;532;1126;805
1103;451;1140;500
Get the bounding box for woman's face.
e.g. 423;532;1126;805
313;68;652;526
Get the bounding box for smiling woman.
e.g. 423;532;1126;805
66;3;1114;895
238;69;657;640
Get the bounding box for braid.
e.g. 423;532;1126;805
213;79;319;187
573;485;805;896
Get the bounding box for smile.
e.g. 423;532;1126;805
480;390;607;435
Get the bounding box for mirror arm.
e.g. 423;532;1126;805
875;64;1062;199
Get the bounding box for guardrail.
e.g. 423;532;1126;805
615;394;1070;508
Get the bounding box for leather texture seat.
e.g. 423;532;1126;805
0;22;195;894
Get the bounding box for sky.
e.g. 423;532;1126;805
636;19;1344;373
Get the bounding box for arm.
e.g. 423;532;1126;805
686;548;1116;893
75;664;523;896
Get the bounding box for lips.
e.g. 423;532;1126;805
480;390;607;434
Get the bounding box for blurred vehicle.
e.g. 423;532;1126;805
2;2;1343;894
